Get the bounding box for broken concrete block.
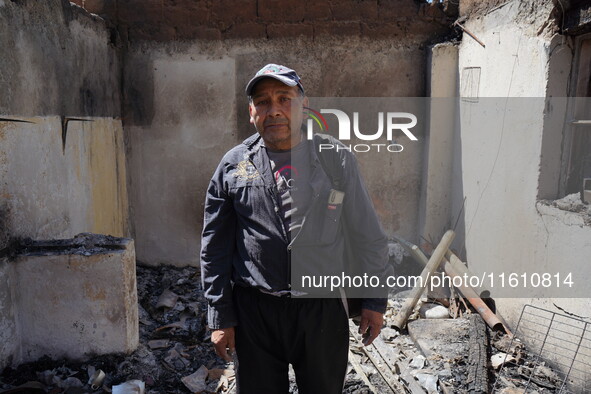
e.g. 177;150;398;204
13;233;139;363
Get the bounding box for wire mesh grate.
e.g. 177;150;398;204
493;304;591;393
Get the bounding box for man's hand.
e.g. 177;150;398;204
358;309;383;346
211;327;236;362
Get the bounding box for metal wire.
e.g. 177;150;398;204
493;305;591;393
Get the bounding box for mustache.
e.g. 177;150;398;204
264;119;289;126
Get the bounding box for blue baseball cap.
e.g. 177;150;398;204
245;64;305;96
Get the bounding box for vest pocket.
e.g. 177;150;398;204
320;200;343;244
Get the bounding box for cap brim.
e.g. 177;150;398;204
245;75;298;96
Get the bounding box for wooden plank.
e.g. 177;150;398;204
348;349;378;393
392;230;456;330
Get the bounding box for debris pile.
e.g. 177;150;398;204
0;251;574;393
0;264;234;394
539;192;591;225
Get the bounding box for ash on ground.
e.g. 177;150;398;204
0;264;570;393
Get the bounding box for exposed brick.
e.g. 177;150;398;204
211;0;257;31
175;25;222;40
378;0;419;20
162;2;210;28
304;0;332;21
406;18;449;38
329;0;378;21
267;23;314;38
118;1;163;25
419;3;447;19
258;0;306;23
211;0;257;23
360;21;406;38
222;22;267;39
82;0;106;15
128;22;174;41
314;21;361;36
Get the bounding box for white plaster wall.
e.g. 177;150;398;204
419;43;459;251
455;0;591;333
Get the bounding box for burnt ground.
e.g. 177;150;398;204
0;263;573;393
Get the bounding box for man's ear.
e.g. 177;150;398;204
248;103;255;124
302;96;310;117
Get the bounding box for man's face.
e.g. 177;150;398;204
249;78;308;151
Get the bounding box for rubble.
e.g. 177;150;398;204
539;192;591;225
0;262;572;393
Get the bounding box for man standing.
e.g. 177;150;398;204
201;64;389;393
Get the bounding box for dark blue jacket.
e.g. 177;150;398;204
201;133;390;329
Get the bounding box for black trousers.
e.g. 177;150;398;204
233;286;349;394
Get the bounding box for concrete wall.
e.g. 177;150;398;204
419;43;459;252
0;259;17;368
1;118;129;241
0;0;129;369
13;236;138;364
66;0;454;266
72;0;452;42
0;0;127;241
124;37;435;266
454;0;591;332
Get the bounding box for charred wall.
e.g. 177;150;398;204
0;0;130;369
123;37;445;266
70;0;457;266
71;0;453;42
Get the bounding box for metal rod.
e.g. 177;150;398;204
442;258;510;334
559;322;587;392
524;312;556;391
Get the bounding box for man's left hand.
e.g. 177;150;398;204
358;309;383;346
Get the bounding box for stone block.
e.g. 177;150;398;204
13;234;138;363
